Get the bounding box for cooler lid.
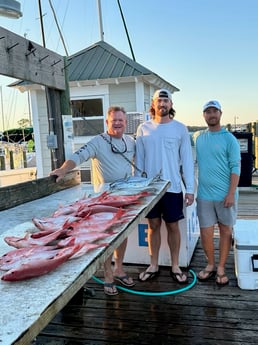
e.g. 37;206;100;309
234;220;258;245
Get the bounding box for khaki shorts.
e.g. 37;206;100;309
197;198;238;228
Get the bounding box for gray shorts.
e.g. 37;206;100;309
197;198;238;228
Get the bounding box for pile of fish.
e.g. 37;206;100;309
0;188;152;282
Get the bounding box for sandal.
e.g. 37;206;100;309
216;273;229;286
197;269;216;281
170;271;188;284
114;275;135;287
104;282;118;296
138;269;160;282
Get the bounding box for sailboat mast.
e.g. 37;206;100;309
97;0;104;41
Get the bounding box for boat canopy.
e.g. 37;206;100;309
1;127;33;143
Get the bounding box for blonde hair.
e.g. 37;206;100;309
107;106;126;116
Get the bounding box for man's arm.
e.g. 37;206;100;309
49;160;76;182
224;173;240;207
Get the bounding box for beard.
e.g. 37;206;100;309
206;118;220;127
157;107;170;117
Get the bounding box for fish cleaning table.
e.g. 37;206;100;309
0;180;170;345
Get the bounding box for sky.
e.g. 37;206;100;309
1;0;258;130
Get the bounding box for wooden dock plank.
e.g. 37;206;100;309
34;238;258;345
30;186;258;345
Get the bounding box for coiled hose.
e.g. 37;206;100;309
92;269;197;296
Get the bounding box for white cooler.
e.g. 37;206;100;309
234;220;258;290
124;198;200;268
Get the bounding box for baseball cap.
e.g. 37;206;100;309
203;100;221;112
152;89;172;101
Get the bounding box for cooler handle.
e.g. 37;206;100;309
251;255;258;272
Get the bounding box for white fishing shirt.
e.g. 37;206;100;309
135;119;195;194
69;133;135;188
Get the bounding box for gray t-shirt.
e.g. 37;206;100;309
70;133;135;189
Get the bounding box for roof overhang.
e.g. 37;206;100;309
69;74;179;94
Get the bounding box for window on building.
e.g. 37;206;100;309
71;98;104;136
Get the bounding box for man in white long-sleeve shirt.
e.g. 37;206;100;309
136;89;195;284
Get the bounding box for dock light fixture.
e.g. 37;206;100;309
0;0;22;19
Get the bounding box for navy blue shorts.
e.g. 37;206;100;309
146;192;184;223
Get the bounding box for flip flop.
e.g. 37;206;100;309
216;273;229;286
170;271;188;284
197;269;216;281
104;282;118;296
138;269;160;282
113;275;135;287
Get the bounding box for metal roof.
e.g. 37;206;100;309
67;40;154;81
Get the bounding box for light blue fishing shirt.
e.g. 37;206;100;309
195;128;241;201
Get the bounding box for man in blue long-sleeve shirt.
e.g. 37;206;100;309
194;100;241;285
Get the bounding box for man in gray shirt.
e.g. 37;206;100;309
51;106;135;295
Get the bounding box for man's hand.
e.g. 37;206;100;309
49;168;66;183
49;160;76;183
224;193;235;208
185;193;194;206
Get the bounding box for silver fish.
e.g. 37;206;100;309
109;172;161;190
109;187;157;196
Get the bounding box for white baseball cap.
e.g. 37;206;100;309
203;100;221;112
152;89;172;101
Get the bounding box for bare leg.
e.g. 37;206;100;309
147;218;161;269
103;238;134;294
139;218;161;280
216;223;232;284
166;221;187;282
103;254;117;295
113;239;127;276
166;221;180;267
113;239;134;285
104;255;114;284
198;226;216;279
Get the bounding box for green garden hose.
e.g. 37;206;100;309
92;269;197;296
